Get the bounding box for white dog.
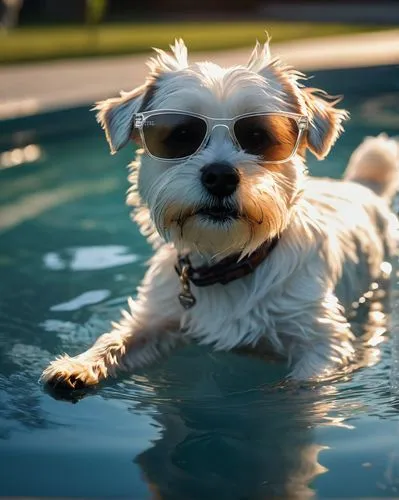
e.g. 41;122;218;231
41;39;398;389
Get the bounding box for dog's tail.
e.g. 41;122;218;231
344;134;399;201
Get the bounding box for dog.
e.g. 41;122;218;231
41;39;399;389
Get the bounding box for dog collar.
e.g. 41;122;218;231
175;237;279;309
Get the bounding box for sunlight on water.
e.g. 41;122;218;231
50;289;111;311
43;245;140;271
0;144;42;169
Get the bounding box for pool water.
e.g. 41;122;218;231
1;65;399;499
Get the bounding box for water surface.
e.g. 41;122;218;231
1;65;399;499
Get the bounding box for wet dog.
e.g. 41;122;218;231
41;39;398;388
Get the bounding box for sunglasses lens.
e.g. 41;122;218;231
141;113;207;159
234;115;299;161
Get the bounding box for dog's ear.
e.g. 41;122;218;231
94;84;148;154
94;39;189;155
247;40;349;160
302;89;349;159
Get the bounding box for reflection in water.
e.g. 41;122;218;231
129;363;330;500
43;245;139;271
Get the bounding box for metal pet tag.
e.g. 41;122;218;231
178;262;196;309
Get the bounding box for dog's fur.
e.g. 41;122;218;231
41;39;399;388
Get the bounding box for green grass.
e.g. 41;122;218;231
0;21;393;65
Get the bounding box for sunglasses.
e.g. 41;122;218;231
133;110;308;162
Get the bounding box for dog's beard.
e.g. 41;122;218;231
146;171;294;260
169;210;255;259
133;149;302;260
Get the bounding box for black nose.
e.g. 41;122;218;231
201;163;239;198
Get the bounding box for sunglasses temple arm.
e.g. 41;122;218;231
291;119;308;157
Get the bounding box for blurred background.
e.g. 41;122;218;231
2;0;399;25
0;0;397;118
0;0;398;66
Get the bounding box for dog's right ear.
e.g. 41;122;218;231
95;39;189;154
94;83;148;154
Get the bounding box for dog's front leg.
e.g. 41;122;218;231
41;248;183;389
284;294;356;381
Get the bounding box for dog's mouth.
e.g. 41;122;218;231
196;206;239;222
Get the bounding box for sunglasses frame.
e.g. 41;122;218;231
133;110;308;163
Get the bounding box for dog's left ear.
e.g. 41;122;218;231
302;88;349;160
94;83;148;154
247;41;349;160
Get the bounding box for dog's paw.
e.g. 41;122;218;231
40;354;105;390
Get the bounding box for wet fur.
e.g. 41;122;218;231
41;40;399;388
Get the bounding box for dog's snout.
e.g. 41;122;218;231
201;163;239;198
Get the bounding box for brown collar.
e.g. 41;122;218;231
175;237;278;309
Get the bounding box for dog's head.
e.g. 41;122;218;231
96;39;348;259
